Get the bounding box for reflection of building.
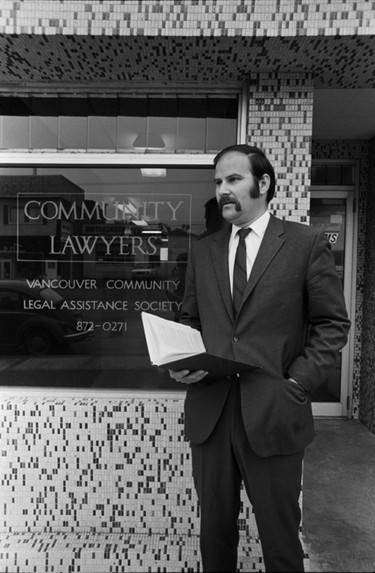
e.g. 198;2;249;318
77;195;187;280
0;175;85;280
0;176;191;281
81;219;172;280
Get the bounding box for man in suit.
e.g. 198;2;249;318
169;144;350;572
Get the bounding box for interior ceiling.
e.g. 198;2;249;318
1;34;375;141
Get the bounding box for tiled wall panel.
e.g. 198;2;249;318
0;395;257;536
0;2;375;87
0;530;269;572
360;139;375;432
1;1;375;37
249;72;313;222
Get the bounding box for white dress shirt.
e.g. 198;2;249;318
228;210;270;295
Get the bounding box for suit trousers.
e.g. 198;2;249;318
190;378;305;572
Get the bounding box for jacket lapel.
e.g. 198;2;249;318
210;227;234;320
208;215;285;322
242;215;285;304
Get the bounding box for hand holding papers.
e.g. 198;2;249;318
141;312;258;379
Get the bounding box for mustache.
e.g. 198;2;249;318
219;195;242;212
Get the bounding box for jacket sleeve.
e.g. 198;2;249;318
288;230;351;394
178;244;202;332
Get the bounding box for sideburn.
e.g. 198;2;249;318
249;179;260;199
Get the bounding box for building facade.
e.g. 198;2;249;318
0;1;374;570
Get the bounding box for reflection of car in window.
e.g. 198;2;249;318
0;280;94;355
130;265;155;279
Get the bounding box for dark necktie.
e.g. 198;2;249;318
232;228;251;317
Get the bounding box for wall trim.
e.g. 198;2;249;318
0;386;186;400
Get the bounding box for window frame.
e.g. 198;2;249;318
0;84;247;155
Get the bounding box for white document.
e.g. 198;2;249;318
141;311;206;366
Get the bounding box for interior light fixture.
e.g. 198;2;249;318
141;168;167;177
133;133;165;149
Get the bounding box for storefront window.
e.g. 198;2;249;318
0;94;238;153
0;90;239;388
0;165;224;389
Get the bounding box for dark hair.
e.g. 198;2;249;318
213;144;276;203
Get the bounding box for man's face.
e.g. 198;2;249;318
214;151;268;227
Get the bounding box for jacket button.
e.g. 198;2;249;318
233;336;239;342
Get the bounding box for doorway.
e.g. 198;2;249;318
310;191;356;417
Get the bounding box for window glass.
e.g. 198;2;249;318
7;206;19;224
0;290;22;311
177;117;206;152
206;117;237;152
30;116;58;149
0;165;224;390
309;197;346;403
88;115;117;149
88;97;117;149
1;96;31;148
326;165;342;185
311;165;326;185
206;97;237;152
176;97;207;151
146;97;177;151
118;116;148;150
311;164;355;186
3;116;30;148
147;116;176;151
310;198;346;280
29;97;59;149
59;97;88;149
0;94;238;152
341;165;354;185
60;116;88;149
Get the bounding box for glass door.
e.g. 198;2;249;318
310;191;355;417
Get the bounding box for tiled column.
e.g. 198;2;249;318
247;72;313;223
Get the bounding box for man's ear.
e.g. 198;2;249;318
259;174;271;196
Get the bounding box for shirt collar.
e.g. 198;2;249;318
231;210;270;239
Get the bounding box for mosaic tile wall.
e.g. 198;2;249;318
0;531;270;572
0;395;257;536
312;140;370;420
360;138;375;433
0;395;308;571
0;1;375;87
249;72;313;222
1;0;375;38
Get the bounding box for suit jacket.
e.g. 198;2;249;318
179;214;351;457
